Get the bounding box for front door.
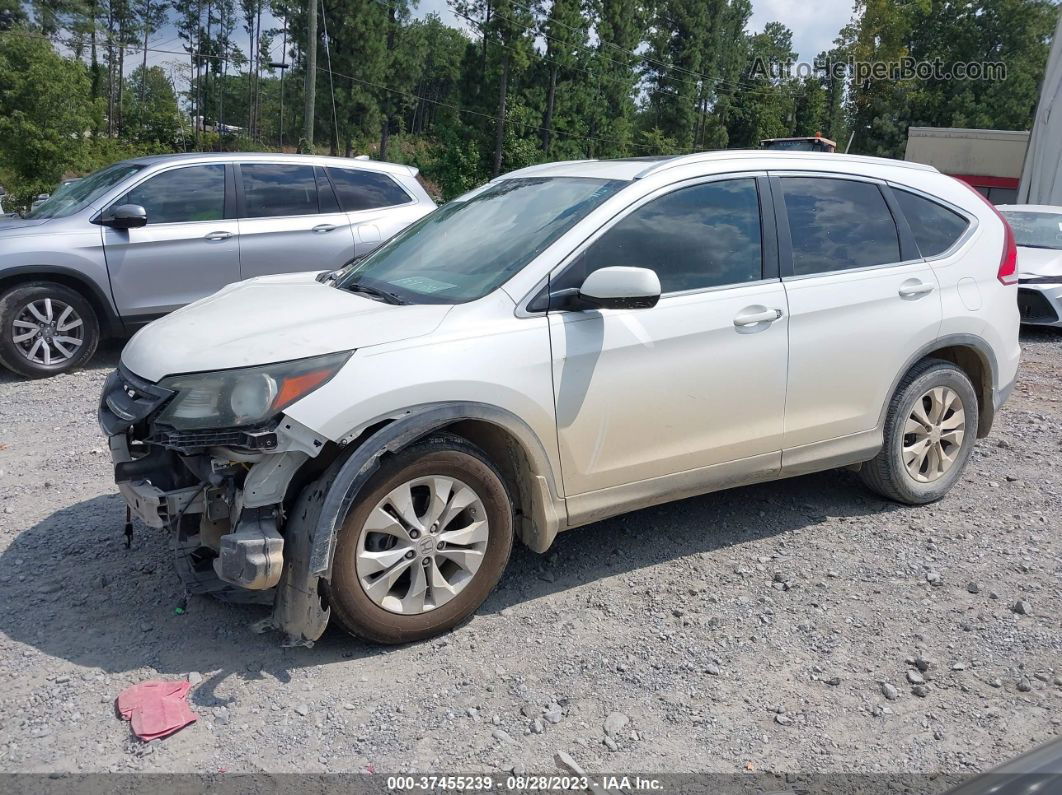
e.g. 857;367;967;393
236;163;357;277
102;163;240;319
548;176;789;502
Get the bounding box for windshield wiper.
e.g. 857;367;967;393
342;281;406;305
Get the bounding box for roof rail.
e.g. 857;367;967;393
633;149;938;179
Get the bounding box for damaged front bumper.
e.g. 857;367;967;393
99;365;330;625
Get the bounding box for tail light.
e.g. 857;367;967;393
955;179;1018;285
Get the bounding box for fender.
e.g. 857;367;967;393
0;264;125;337
308;401;566;576
877;333;999;438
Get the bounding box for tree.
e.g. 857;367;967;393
643;0;723;150
134;0;169;130
539;0;587;154
0;32;95;185
125;65;182;143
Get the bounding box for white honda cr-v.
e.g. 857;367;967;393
99;151;1020;645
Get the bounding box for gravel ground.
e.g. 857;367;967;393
0;331;1059;779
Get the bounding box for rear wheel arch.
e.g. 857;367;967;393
880;335;998;439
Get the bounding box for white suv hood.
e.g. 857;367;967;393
122;272;453;382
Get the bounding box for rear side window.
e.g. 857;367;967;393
781;177;900;275
327;168;411;211
894;188;970;257
122;164;225;224
554;178;763;294
241;163;318;217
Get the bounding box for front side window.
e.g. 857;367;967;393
894;189;970;258
121;164;225;224
335;177;624;304
553;178;763;294
999;210;1062;251
781;177;900;275
241;163;318;217
27;162;144;220
328;168;411;211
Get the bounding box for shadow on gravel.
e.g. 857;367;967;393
481;467;905;615
0;466;901;695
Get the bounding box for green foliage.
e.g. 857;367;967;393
2;0;1057;207
845;0;1057;157
124;66;183;145
0;30;96;185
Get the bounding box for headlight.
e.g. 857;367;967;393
155;351;352;430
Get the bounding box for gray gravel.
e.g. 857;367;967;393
0;331;1060;775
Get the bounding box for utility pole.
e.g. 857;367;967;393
302;0;317;151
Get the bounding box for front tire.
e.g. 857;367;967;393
0;282;100;378
328;434;513;644
859;359;979;505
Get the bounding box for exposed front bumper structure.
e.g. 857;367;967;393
99;365;328;612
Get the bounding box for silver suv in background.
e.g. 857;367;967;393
0;153;435;378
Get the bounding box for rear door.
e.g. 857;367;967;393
327;166;425;257
774;173;942;462
101;162;240;318
235;162;357;277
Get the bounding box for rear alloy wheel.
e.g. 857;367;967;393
328;434;513;644
859;359;979;505
0;282;99;378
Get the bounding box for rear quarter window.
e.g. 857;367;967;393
894;188;970;258
327;168;412;211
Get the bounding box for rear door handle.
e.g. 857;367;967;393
312;224;337;233
734;307;783;327
205;230;232;241
898;280;934;298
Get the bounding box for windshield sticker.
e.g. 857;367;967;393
391;276;457;294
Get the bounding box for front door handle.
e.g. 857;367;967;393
734;307;783;327
898;280;935;298
205;230;232;241
312;223;337;233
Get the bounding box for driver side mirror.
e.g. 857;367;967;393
100;204;147;229
551;266;661;311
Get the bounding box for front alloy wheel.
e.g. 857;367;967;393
328;434;513;644
355;475;490;614
0;282;100;378
12;297;86;367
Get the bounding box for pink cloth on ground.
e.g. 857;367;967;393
116;679;197;740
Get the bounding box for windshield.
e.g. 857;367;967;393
1000;210;1062;251
25;162;144;219
335;176;625;304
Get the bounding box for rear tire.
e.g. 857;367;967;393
327;434;514;644
859;359;979;505
0;282;100;378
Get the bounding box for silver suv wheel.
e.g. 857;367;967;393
0;282;100;379
12;298;85;367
